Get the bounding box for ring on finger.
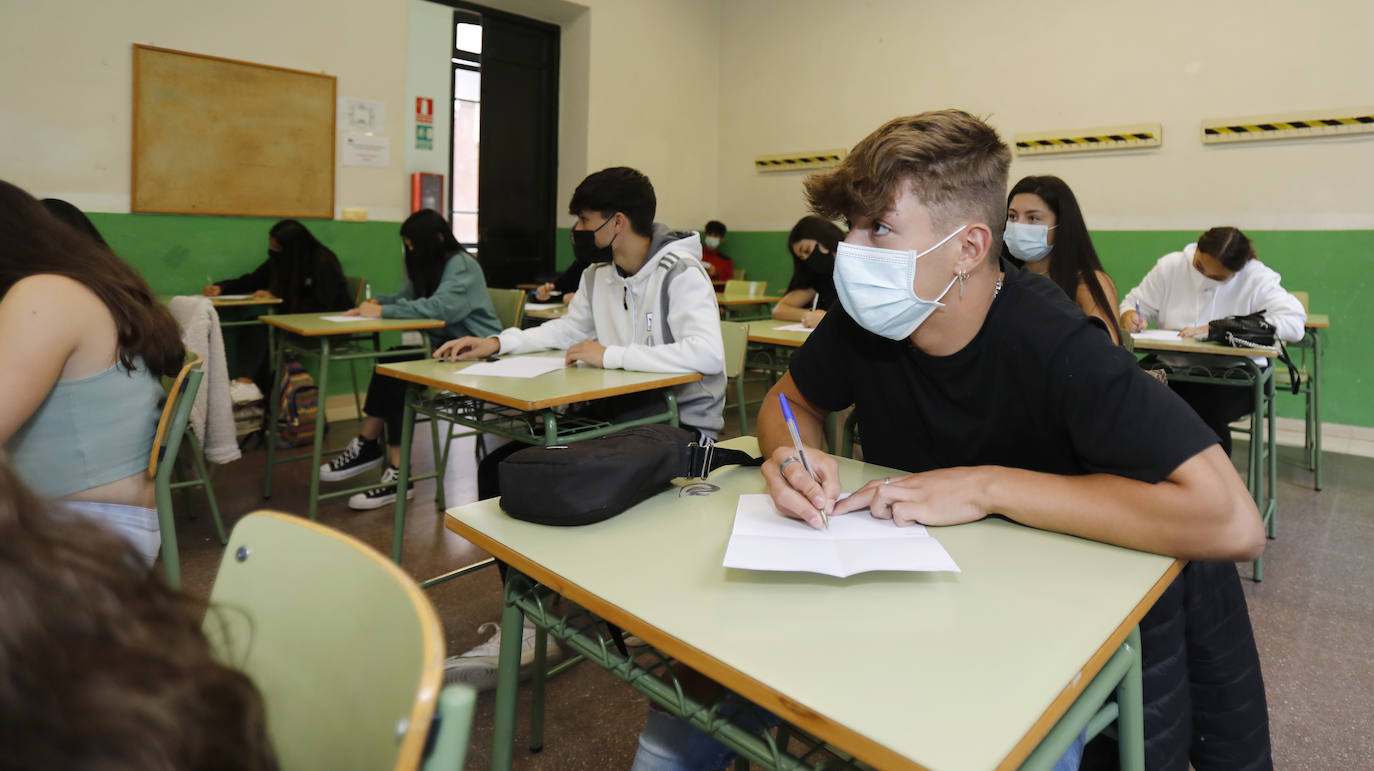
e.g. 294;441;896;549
883;477;891;484
779;456;801;474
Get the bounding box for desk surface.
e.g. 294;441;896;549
259;312;445;337
1305;313;1329;329
211;295;283;307
747;319;814;348
446;438;1180;770
524;305;568;320
376;355;701;411
1131;332;1278;359
716;293;781;306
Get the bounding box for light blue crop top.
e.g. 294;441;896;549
5;359;164;499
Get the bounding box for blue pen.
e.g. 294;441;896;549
778;392;829;528
1135;301;1142;330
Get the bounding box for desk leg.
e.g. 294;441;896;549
392;387;416;565
663;389;679;428
1266;371;1277;539
306;337;331;521
1312;329;1323;491
491;576;527;771
263;326;284;499
1247;361;1263;507
1117;627;1145;771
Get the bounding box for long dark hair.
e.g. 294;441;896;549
41;198;109;247
0;462;278;770
784;215;845;293
399;209;464;299
1197;226;1254;272
266;219;344;311
0;181;184;378
1006;176;1118;341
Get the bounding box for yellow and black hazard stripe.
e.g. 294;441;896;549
1012;124;1163;155
1202;113;1374;142
1014;131;1159;150
754;150;846;172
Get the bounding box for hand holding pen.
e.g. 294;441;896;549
768;392;841;529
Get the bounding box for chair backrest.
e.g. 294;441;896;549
719;321;749;379
204;511;447;771
723;279;767;297
733;267;746;280
1290;290;1310;313
149;354;205;479
346;275;367;306
488;287;526;329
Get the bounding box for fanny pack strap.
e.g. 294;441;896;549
683;440;765;479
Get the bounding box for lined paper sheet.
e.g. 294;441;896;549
771;323;813;333
459;356;567;378
723;494;960;577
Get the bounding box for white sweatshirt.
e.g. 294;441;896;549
496;224;726;435
1119;243;1307;343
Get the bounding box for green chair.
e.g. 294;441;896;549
488;287;527;330
150;353;227;590
722;279;767;298
720;321;750;435
204;511;475;771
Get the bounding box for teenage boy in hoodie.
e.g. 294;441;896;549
432;166;727;689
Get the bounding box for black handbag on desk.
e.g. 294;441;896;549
498;424;763;526
1204;311;1300;394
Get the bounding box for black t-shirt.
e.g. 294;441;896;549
789;263;1216;483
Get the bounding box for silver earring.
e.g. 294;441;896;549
957;271;968;298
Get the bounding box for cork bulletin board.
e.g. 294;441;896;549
132;44;336;217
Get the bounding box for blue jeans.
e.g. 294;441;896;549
631;707;1086;771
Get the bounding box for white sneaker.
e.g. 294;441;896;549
347;466;414;510
443;621;562;690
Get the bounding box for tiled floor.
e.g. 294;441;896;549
167;391;1374;769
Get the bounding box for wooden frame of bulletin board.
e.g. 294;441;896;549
132;44;336;218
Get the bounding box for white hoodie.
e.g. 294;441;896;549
1120;243;1307;343
496;223;726;435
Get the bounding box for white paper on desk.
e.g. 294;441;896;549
1131;329;1188;341
771;323;813;333
723;494;960;577
524;302;563;311
318;315;369;322
459;356;567;378
214;294;254;300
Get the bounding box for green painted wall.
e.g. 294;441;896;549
90;213;409;398
90;214;1371;426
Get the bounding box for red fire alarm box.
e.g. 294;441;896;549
410;172;444;213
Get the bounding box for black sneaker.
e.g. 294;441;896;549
348;466;415;510
319;436;384;482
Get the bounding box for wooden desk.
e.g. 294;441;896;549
447;437;1180;770
747;319;813;348
259;313;445;520
375;355;701;565
1130;333;1276;579
522;304;567;325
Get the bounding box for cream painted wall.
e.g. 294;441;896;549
717;0;1374;231
0;0;409;220
448;0;722;229
407;0;455;181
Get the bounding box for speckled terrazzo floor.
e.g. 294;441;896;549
166;388;1373;770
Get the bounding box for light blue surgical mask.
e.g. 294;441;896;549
1004;222;1055;262
703;236;721;249
833;226;966;340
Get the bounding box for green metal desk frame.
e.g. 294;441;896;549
491;571;1147;771
262;329;432;521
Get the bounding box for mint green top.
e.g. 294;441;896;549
376;252;501;344
5;360;163;499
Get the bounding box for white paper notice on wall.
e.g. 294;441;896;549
338;97;386;134
342;134;390;167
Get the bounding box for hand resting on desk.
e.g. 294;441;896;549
833;468;991;528
762;444;841;530
434;335;500;361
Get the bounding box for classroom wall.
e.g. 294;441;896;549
711;0;1374;427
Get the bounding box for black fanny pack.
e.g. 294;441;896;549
1205;311;1300;394
498;424;763;526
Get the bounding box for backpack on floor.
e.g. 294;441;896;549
276;360;318;448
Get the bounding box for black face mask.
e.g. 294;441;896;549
805;245;834;275
570;217;617;263
267;247;284;261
